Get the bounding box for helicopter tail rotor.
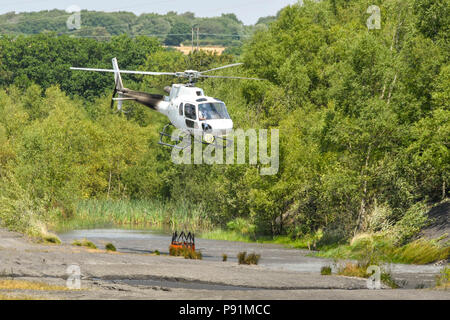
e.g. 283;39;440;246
71;58;168;114
112;57;124;91
111;58;125;112
110;80;126;113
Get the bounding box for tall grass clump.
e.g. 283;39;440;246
237;252;260;265
392;202;429;245
317;233;449;265
169;246;202;260
226;218;256;239
321;266;332;275
393;239;450;264
237;251;247;264
200;229;253;242
316;201;448;265
435;267;450;289
336;262;399;288
0;174;47;237
105;243;116;252
72;239;97;249
42;233;61;244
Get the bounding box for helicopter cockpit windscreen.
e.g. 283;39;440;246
198;103;230;120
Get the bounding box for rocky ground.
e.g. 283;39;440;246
0;228;448;300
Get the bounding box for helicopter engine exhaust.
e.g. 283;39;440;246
109;58;166;112
117;88;164;111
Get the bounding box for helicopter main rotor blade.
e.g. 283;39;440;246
200;63;243;74
199;75;265;81
70;67;177;76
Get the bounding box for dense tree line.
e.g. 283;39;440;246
0;0;448;245
0;10;274;47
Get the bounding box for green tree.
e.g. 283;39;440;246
164;21;192;46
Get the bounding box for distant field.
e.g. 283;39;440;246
166;46;226;55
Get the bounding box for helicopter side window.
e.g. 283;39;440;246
179;103;184;116
184;103;196;120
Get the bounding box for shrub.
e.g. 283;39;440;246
72;240;82;246
337;262;367;278
222;254;228;262
169;246;202;259
366;202;394;232
317;227;348;247
337;262;398;288
237;252;261;265
318;233;449;265
246;253;261;265
72;239;97;249
237;251;247;264
320;266;332;275
435;267;450;289
82;240;97;249
0;173;50;238
169;246;177;256
381;272;399;289
227;218;256;237
393;239;450;264
154;250;160;255
393;202;428;245
42;234;61;244
105;243;116;252
83;241;95;249
185;250;202;260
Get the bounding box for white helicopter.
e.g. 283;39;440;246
71;58;263;148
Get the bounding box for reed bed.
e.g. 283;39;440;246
56;199;214;232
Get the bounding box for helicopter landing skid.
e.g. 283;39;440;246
158;124;190;149
192;134;233;149
158;123;233;149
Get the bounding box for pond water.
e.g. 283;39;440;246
58;227;333;272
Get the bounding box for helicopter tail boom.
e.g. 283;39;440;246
71;58;169;114
120;89;165;112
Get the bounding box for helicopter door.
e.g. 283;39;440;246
184;103;197;129
171;102;183;128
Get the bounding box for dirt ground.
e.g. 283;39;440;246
0;228;448;300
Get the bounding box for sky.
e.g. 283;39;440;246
0;0;302;25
